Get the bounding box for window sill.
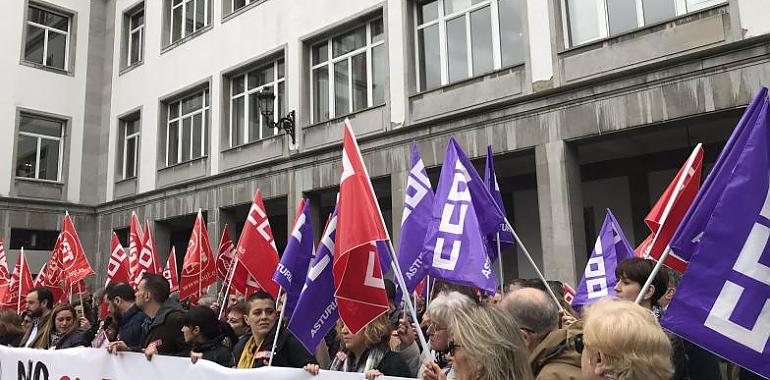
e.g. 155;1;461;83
222;0;270;24
119;61;144;76
413;63;525;97
19;60;73;77
161;25;214;55
158;155;208;172
307;103;386;130
560;3;727;54
221;133;283;153
15;177;64;186
115;176;137;185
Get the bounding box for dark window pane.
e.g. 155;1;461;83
9;229;59;250
566;0;601;45
130;30;142;64
351;54;368;112
499;0;524;67
313;67;329;122
169;102;180;119
417;0;438;24
185;0;195;35
25;25;45;65
372;44;386;105
312;42;328;65
277;81;285;116
181;117;192;161
172;4;183;42
195;0;206;30
233;0;247;11
232;75;245;94
232;96;244;145
248;92;260;141
607;0;638;35
333;27;366;58
371;19;384;43
20;115;61;136
28;7;47;24
168;121;179;165
248;64;273;90
277;60;285;78
125;119;139;135
182;93;203;114
16;135;37;179
334;61;350;117
418;24;441;90
125;136;137;178
131;10;144;29
260;85;274;139
192;113;203;158
38;138;60;181
46;31;67;69
45;11;69;31
470;6;493;76
446;16;468;83
643;0;676;24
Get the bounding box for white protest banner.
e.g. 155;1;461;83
0;346;412;380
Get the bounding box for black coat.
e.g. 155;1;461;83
374;351;413;378
141;300;189;356
191;335;235;367
233;325;317;368
119;305;147;351
0;332;23;347
54;331;90;349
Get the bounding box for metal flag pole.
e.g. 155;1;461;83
217;256;239;319
268;287;285;366
345;119;431;358
496;232;504;294
17;248;24;314
634;144;702;305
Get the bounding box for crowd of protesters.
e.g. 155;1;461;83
0;260;766;380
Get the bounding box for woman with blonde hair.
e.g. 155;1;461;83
424;304;534;380
304;315;411;379
31;304;90;349
579;299;673;380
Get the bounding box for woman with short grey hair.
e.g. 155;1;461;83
419;291;475;380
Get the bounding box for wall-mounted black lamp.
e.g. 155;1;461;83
257;89;296;145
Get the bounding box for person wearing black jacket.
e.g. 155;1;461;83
183;306;236;367
233;291;316;369
0;308;25;347
108;274;188;359
107;283;148;350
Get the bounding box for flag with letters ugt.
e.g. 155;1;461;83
273;199;314;320
397;142;434;293
333;120;390;335
571;209;636;309
661;88;770;379
288;206;340;352
419;138;506;293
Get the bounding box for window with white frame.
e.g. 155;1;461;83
167;0;210;45
415;0;524;92
229;59;285;147
165;90;209;166
231;0;256;13
117;116;140;180
126;6;144;67
563;0;727;47
311;18;386;124
24;4;71;71
16;114;64;182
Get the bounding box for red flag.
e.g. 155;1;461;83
562;282;576;305
3;249;34;312
57;213;96;288
162;247;179;292
234;191;280;299
639;146;704;272
216;225;236;281
34;260;66;305
179;211;217;301
0;238;10;303
128;213;143;287
333;121;389;334
134;221;162;279
105;232;133;287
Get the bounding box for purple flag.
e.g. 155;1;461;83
661;91;770;379
670;87;768;262
397;142;435;292
273;199;314;320
571;209;636;309
419;138;506;293
287;206;339;353
484;145;514;262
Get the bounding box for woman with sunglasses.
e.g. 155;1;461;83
578;299;673;380
425;304;534;380
418;291;476;379
303;315;412;379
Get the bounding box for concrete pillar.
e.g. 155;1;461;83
535;140;586;286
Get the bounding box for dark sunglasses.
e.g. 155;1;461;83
574;333;585;354
448;341;463;356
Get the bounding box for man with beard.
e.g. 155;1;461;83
107;274;188;359
106;282;147;350
19;287;54;347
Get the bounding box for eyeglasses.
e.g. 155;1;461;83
426;323;447;333
574;333;585;354
447;341;462;356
